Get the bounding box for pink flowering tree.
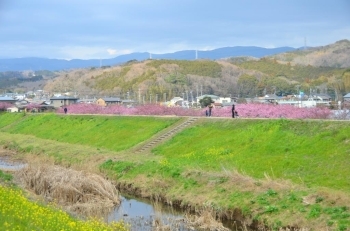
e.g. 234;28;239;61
57;103;332;119
213;103;331;119
26;103;41;112
57;104;106;114
0;102;13;111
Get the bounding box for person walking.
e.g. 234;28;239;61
231;103;235;118
64;107;68;114
208;103;213;117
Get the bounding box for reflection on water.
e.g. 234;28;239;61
0;158;27;171
107;195;242;231
107;195;193;231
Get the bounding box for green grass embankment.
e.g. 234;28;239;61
0;113;349;230
153;119;350;191
0;113;180;152
0;112;25;128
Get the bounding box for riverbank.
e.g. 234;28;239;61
0;113;349;230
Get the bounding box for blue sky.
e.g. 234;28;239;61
0;0;349;60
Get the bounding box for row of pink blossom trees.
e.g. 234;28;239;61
56;103;331;119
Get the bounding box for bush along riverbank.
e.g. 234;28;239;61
0;113;349;230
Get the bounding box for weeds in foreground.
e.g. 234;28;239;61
0;170;13;182
0;185;129;231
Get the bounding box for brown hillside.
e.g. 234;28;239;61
272;39;350;68
43;60;253;99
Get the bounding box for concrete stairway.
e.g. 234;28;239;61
134;117;198;153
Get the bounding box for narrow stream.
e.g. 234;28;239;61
0;158;27;171
107;194;193;231
107;194;242;231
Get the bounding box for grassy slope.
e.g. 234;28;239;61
1;113;180;152
153;119;350;191
0;112;25;128
0;113;349;230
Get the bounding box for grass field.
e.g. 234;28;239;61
0;113;349;230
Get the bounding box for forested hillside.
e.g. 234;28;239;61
41;59;241;100
228;57;348;97
42;58;349;101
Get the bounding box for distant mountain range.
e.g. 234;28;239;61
0;46;297;72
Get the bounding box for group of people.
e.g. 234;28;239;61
205;103;238;118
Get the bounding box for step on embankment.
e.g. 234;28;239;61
134;117;198;154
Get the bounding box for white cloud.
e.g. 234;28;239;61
199;46;215;51
107;49;117;55
58;46;106;60
106;49;132;56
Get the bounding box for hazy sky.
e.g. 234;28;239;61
0;0;349;60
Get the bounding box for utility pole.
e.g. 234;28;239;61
190;91;193;104
138;88;141;103
296;85;301;108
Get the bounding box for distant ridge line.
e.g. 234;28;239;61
0;46;297;71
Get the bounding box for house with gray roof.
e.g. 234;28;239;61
310;93;332;101
50;96;79;108
96;97;121;106
344;93;350;101
0;96;17;104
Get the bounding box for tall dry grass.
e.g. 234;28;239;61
15;164;120;218
185;209;231;231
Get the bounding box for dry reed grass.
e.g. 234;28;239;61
221;167;298;193
15;163;120;218
185;209;231;231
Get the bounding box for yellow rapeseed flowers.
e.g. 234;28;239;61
0;185;129;231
